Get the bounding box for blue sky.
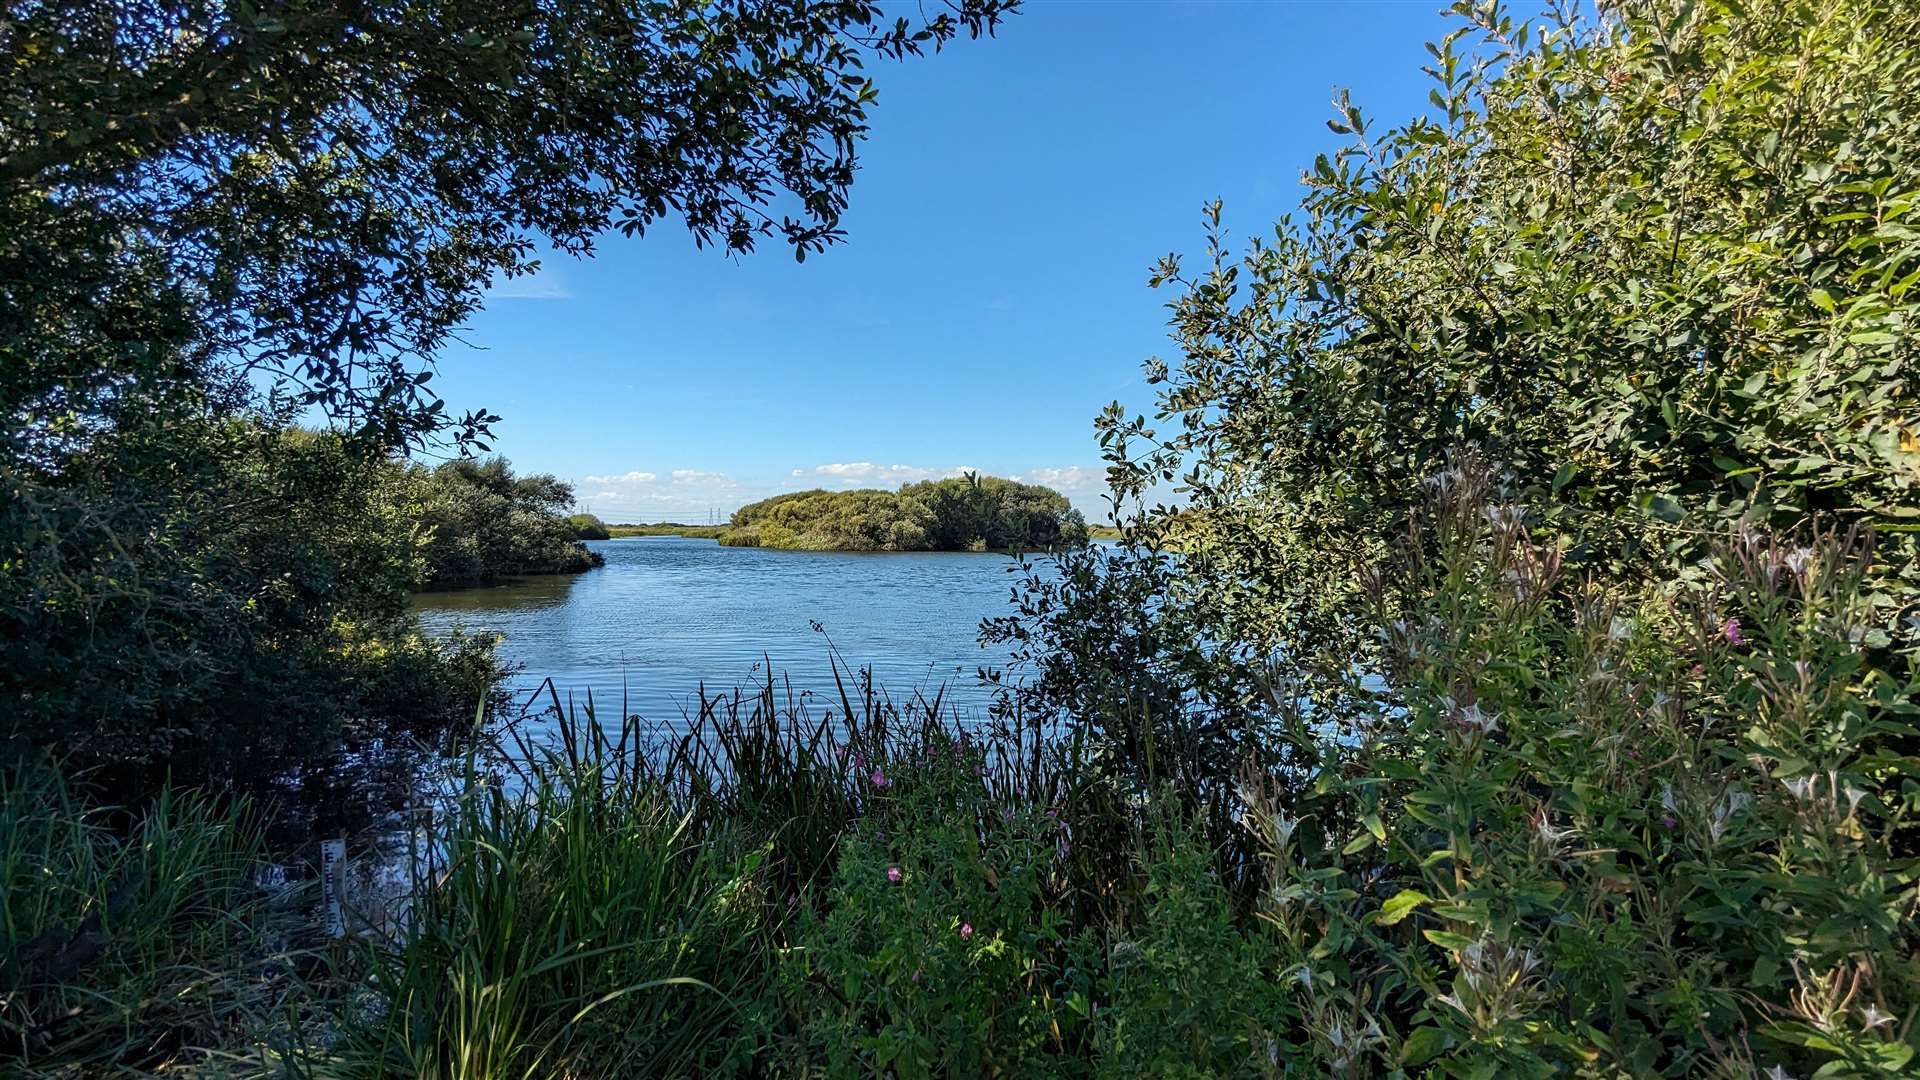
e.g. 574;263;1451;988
452;0;1456;522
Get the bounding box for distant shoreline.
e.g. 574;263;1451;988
604;521;1121;550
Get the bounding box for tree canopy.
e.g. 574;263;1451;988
403;457;604;589
2;0;1018;448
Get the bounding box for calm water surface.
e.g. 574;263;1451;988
413;537;1042;727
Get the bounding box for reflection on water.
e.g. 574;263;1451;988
412;537;1040;731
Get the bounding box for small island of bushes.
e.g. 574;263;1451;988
713;473;1088;552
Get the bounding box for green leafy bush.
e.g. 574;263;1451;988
1082;0;1920;725
783;742;1092;1077
563;512;611;540
1;413;503;809
398;457;604;590
1235;462;1920;1077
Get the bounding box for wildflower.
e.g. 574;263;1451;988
1607;616;1632;642
1782;775;1817;802
1272;810;1301;847
1784;547;1813;575
1859;1003;1895;1031
959;922;974;939
887;866;902;884
1453;701;1499;735
1531;805;1575;853
1660;814;1677;830
1844;784;1867;818
1764;1067;1793;1080
1710;790;1751;842
869;768;890;789
1723;617;1743;645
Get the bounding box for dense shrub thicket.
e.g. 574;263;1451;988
721;473;1089;551
565;512;613;540
0;406;503;805
399;457;604;590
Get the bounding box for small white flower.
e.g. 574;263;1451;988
1782;775;1817;802
1455;701;1499;734
1607;616;1632;642
1764;1066;1793;1080
1844;785;1867;818
1272;811;1301;846
1859;1003;1895;1031
1785;547;1814;574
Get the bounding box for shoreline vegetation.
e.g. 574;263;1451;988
607;473;1092;553
7;2;1920;1078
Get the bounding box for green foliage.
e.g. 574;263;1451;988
1232;465;1920;1077
398;457;604;590
785;746;1092;1077
0;757;284;1076
562;512;610;541
1092;0;1920;715
1;410;501;805
1095;821;1294;1078
725;473;1089;551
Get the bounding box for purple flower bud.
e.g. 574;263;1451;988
887;866;902;883
1723;618;1743;645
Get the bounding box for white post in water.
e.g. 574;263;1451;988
319;838;347;938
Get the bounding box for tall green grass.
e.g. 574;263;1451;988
0;759;286;1076
312;665;1091;1078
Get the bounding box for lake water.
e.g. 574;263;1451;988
412;537;1044;728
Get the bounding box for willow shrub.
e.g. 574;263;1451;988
1089;0;1920;726
1242;463;1920;1077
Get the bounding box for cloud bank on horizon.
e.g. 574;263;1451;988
576;461;1112;523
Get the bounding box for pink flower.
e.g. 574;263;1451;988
959;922;974;939
887;866;902;883
1723;617;1743;645
870;768;890;789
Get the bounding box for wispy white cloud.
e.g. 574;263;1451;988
571;467;747;522
670;469;736;487
797;462;978;486
1014;465;1105;495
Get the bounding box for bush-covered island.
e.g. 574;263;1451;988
718;473;1089;551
